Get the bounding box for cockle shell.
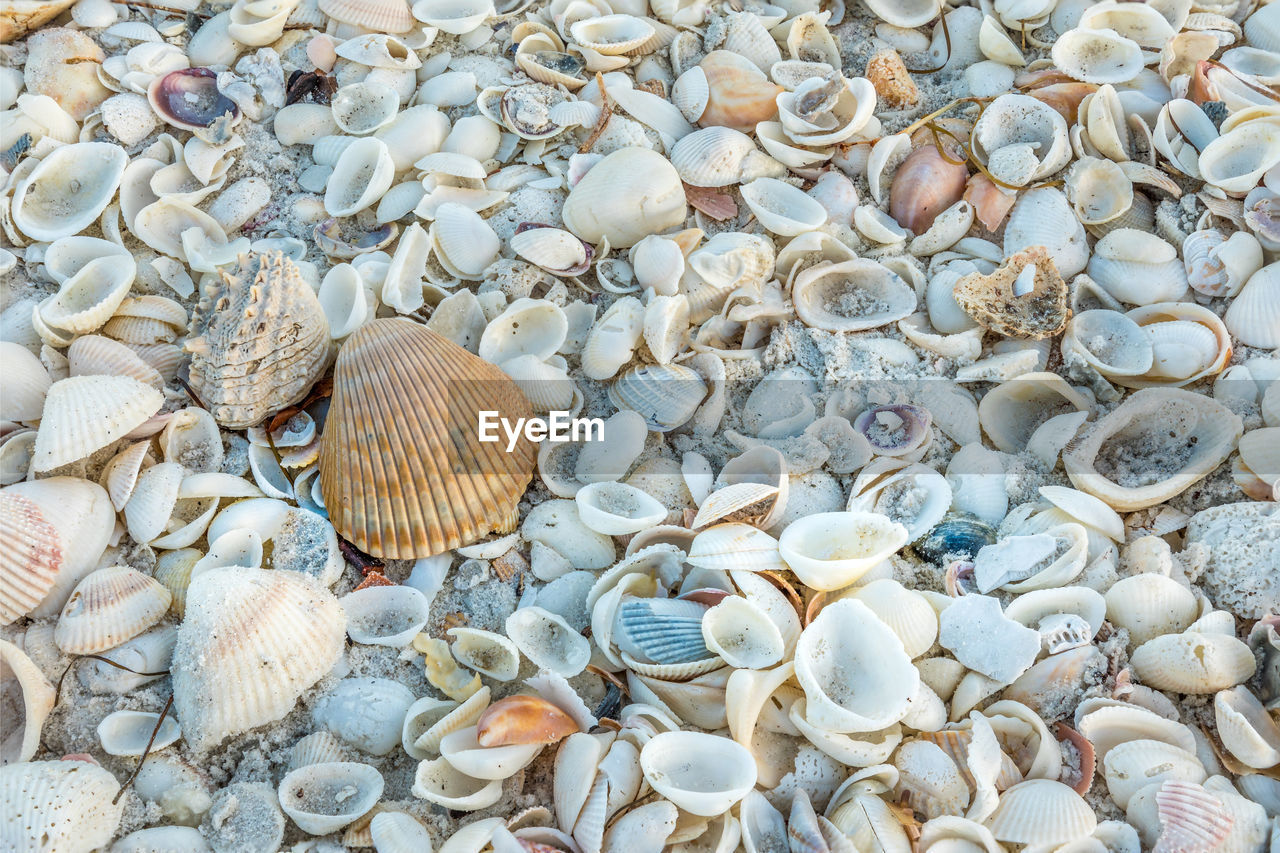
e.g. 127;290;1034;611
31;375;162;473
1224;264;1280;349
1063;388;1242;511
1003;188;1090;278
0;639;55;764
561;148;686;247
320;319;536;558
672;51;781;132
0;761;124;853
172;567;346;752
185;252;330;429
0;342;49;423
54;565;170;654
1130;631;1256;693
985;779;1097;848
1104;574;1198;647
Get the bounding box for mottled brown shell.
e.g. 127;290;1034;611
952;246;1071;339
319;319;537;559
185;252;331;428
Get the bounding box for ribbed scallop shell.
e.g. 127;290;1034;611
1224;264;1280;349
318;0;414;31
54;565;171;654
984;779;1097;848
686;523;786;572
0;342;51;422
1153;780;1234;853
186;252;331;429
608;363;707;432
0;760;124;853
849;578;938;660
66;334;163;388
318;319;536;559
616;597;711;664
172;567;345;752
0;492;62;625
1103;739;1206;810
31;376;163;473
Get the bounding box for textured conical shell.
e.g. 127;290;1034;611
0;639;56;764
54;565;171;654
1063;388;1242;511
172;567;346;752
0;760;124;853
186;252;330;429
32;376;163;472
319;319;536;559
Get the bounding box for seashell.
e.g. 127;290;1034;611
97;709;181;756
319;0;412;31
615;596;712;665
861;0;941;28
147;68;241;142
111;826;210;852
0;761;124;853
687;523;786;572
510;227;590;276
1076;702;1195;764
505;606;591;677
1214;686;1280;769
985;779;1097;848
67;335;162;388
0;342;50;423
609;362;707;433
438;724;542;780
1063;388;1241;511
848;578;938;660
320;320;534;558
54;565;171;654
330;82;399;136
430;202;500;280
479;298;568;365
341;585;430;647
448;627;520;681
325;137;395;218
775;74;878;147
790;259;916;333
973;94;1072;187
952;246;1069;340
334;33;422;70
1104;574;1198;648
1183;229;1262;299
977;372;1092;454
1104;739;1206;811
1065;157;1132;226
411;757;503;810
476;694;579;746
673;51;782;132
1130;631;1256;693
173;567;345;752
11;142;128;242
574;481;667;536
778;511;907;591
1086;229;1187;306
739;178;827;236
570;14;653;54
1152;99;1217;180
0;639;56;764
279;762;384;835
1062;309;1154;379
1052;27;1144;84
918;513;997;564
0;432;35;488
314;676;416;756
561;148;686;248
411;0;492;34
1198;123;1280;195
186;252;330;429
701;594;783;669
795;598;918;732
1003;188;1090;278
639;730;757;816
672;126;784;188
1;478;115;619
1224;264;1280;349
1149;780;1235;853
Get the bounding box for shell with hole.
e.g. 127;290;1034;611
319;319;536;558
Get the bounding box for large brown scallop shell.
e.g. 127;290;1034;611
319;318;537;559
185;252;331;429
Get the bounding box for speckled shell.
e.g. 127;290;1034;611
185;252;331;429
0;761;124;853
172;567;346;752
319;319;536;559
53;565;171;655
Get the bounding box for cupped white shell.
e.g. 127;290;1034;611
278;761;385;835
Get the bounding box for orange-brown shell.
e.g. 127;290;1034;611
476;694;579;747
889;143;969;234
697;51;783;133
318;319;536;559
964;172;1017;232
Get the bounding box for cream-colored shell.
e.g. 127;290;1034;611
54;565;171;654
1104;573;1198;647
0;639;56;765
32;375;163;472
1130;631;1256;693
0;761;124;853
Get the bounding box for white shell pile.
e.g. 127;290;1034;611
1;0;1278;849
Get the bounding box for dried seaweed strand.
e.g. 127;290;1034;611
905;10;949;74
55;655;169;704
112;693;175;804
125;1;212;18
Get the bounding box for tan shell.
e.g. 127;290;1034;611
185;252;331;429
952;246;1070;339
319;319;536;558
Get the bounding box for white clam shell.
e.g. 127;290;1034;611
575;481;668;535
1224;263;1280;349
1104;573;1198;647
278;761;384;835
411;0;494;34
793;598;919;732
561;147;686;247
479;298;568;365
639;730;757;816
778;510;907;590
972;93;1071;187
0;760;124;853
671;126;784;188
430;202;500;280
449;626;521;681
411;757;503;810
1130;631;1256;693
11;142;128;242
314;677;416;756
1214;686;1280;769
505;605;591;677
438;724;542;780
985;779;1097;847
701;594;783;669
340;585;430;647
0;639;56;764
1051;27;1144;84
97;709;182;756
325;137;395;217
1087;229;1187;305
790;259;916;332
739;177;828;236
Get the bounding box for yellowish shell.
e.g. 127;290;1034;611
319;319;536;559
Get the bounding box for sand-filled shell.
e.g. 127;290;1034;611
54;565;170;655
185;252;330;429
319;319;536;558
278;761;385;835
791;259;917;332
341;585;430;647
1063;388;1243;511
0;760;124;853
172;567;346;752
31;376;163;473
0;639;56;765
794;598;918;732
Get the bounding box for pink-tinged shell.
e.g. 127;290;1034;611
1053;722;1095;795
147;68;241;137
964;172;1016;232
1152;781;1234;853
854;404;931;456
0;493;62;625
696;51;783;133
889;144;969;234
